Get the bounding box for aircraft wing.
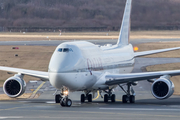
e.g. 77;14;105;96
0;66;49;81
105;70;180;85
134;47;180;57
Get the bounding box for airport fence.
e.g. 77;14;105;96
6;26;109;32
3;25;180;32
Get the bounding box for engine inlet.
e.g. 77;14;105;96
5;80;21;95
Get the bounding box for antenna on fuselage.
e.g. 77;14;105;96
117;0;132;46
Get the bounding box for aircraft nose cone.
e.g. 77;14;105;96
48;43;82;73
48;56;67;73
48;51;75;73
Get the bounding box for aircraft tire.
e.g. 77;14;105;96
111;94;116;102
81;94;85;103
60;100;66;107
55;94;61;103
88;94;92;102
66;99;72;107
104;94;108;103
130;95;135;103
122;95;128;103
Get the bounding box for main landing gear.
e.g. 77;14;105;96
80;90;116;103
81;91;92;103
55;87;72;107
119;83;135;103
103;89;116;103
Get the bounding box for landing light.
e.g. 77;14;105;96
63;90;69;95
133;46;139;51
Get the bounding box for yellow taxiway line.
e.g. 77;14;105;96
92;91;100;101
33;82;46;94
92;91;122;101
116;99;122;102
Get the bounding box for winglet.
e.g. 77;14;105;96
117;0;132;46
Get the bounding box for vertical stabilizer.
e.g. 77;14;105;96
117;0;132;46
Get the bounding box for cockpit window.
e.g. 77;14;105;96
63;48;69;52
58;48;73;52
69;48;73;52
58;48;63;52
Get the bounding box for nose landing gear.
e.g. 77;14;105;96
60;96;72;107
55;94;62;103
55;87;72;107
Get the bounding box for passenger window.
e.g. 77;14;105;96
58;48;63;52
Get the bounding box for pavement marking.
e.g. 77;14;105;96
46;101;55;104
9;109;180;118
92;91;122;101
0;106;32;111
30;89;34;92
115;99;122;102
0;116;23;119
33;82;46;94
29;82;46;99
93;91;100;101
99;108;180;111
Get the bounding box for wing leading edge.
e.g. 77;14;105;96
105;70;180;85
0;66;49;81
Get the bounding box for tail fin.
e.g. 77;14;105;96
117;0;132;46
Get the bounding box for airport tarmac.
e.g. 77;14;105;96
0;39;180;120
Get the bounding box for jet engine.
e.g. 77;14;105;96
3;74;26;98
151;75;174;100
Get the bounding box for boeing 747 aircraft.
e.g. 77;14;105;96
1;0;180;107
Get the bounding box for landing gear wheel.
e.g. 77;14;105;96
81;94;85;103
60;99;66;107
130;95;135;103
88;94;92;102
66;99;72;107
122;95;128;103
60;98;72;107
104;94;108;103
55;94;61;103
111;94;116;102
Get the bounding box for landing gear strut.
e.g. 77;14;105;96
103;89;116;103
81;91;92;103
119;83;135;103
55;87;72;107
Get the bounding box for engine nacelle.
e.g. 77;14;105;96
151;75;174;100
3;74;26;98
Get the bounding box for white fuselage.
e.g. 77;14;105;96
48;41;135;91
